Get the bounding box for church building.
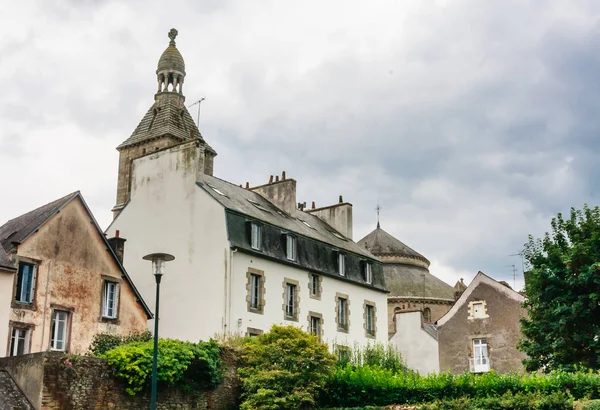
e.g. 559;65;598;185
105;29;388;347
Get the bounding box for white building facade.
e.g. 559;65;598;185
106;30;388;348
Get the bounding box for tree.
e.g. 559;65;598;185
238;325;337;410
519;204;600;372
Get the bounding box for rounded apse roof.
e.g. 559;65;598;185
357;225;430;266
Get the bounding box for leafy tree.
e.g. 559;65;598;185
520;205;600;372
238;325;337;410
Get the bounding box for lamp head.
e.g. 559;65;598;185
143;253;175;276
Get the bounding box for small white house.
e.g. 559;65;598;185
105;29;388;348
389;311;439;375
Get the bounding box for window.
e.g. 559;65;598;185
248;199;272;214
469;300;489;319
364;262;373;284
250;274;261;310
250;222;261;250
337;253;346;276
329;230;346;240
297;218;313;229
9;327;30;356
102;281;119;319
310;315;321;338
423;307;431;322
365;304;375;337
247;268;265;314
471;338;490;373
336;294;349;332
207;184;227;196
15;262;36;304
246;327;263;337
286;235;297;261
50;310;69;352
283;279;299;321
309;273;321;298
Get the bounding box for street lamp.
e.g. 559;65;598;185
143;252;175;410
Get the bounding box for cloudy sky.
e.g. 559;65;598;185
2;0;599;290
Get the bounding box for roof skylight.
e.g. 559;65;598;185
248;199;272;214
207;184;227;196
297;218;314;229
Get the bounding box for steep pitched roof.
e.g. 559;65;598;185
384;263;455;300
0;192;78;253
436;271;526;326
358;226;430;265
198;175;375;259
0;246;16;272
0;192;153;318
117;98;215;154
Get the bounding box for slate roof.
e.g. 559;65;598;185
198;175;375;259
117;97;215;154
0;191;78;253
0;246;15;272
0;192;153;318
358;226;430;265
383;263;455;300
423;323;438;340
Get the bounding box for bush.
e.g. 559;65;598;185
320;366;600;408
103;338;222;395
332;341;408;374
420;391;573;410
238;325;337;410
88;330;152;356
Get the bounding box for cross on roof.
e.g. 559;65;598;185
375;203;382;229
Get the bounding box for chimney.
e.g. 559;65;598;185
269;175;274;184
306;197;353;240
312;201;315;209
245;182;250;189
107;230;127;264
282;171;286;180
251;174;297;214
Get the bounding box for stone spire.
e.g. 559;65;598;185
112;28;217;219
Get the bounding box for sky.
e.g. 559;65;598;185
2;0;600;291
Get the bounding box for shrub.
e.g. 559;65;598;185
103;338;222;395
88;330;152;356
420;391;573;410
331;341;408;374
238;325;337;410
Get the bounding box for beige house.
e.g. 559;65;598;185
0;192;151;356
436;271;527;374
0;248;16;356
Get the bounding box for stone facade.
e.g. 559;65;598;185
0;193;150;357
437;271;527;374
0;352;240;410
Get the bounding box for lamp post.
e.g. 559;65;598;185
143;252;175;410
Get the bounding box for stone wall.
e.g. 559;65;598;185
0;351;240;410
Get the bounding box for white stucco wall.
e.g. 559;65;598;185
107;143;229;342
229;252;388;348
390;311;439;375
0;270;14;355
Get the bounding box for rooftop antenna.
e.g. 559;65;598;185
188;97;205;127
509;251;526;275
504;264;518;289
375;203;382;229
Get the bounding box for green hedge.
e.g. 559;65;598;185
320;365;600;407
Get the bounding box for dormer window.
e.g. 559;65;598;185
250;222;262;250
286;235;297;261
337;253;346;276
364;262;373;284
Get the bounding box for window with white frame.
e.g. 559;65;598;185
9;327;31;356
285;282;297;319
102;281;119;319
337;253;346;276
471;338;490;373
364;262;373;284
365;303;375;337
250;222;261;250
310;273;320;298
286;235;297;261
337;295;349;332
15;262;36;304
50;310;69;352
250;274;261;310
310;315;322;338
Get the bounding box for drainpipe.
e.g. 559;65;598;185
227;248;237;332
40;260;52;351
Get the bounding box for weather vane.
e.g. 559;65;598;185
376;203;382;228
168;28;178;45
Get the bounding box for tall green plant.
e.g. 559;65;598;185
88;330;152;356
103;338;222;395
238;325;336;410
520;205;600;372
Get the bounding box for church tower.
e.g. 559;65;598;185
112;28;217;218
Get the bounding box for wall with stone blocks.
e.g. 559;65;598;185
0;351;240;410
